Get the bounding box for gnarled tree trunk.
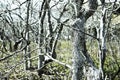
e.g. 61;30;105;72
72;0;101;80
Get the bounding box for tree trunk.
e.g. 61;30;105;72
72;0;100;80
37;18;45;69
37;0;46;69
24;0;31;70
72;18;86;80
98;6;107;80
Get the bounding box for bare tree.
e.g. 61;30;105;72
0;0;120;80
72;0;101;80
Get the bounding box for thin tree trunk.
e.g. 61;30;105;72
24;0;31;70
98;6;107;80
37;0;46;69
37;22;44;69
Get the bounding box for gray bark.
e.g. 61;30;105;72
37;0;46;69
72;18;86;80
37;17;45;69
72;0;100;80
98;8;106;79
24;0;31;70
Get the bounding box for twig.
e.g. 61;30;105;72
0;45;27;62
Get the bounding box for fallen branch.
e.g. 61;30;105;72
46;53;72;69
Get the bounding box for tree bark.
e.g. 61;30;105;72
72;0;99;80
37;0;46;69
24;0;31;70
72;18;86;80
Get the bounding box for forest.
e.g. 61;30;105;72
0;0;120;80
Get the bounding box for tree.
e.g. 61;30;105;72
72;0;102;80
0;0;120;80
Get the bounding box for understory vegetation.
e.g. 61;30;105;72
0;40;120;80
